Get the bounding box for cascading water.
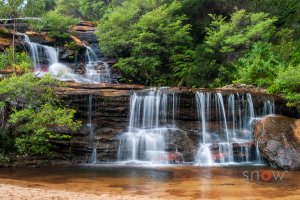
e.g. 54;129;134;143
23;34;58;71
85;45;98;62
23;34;78;80
86;94;97;164
91;149;97;164
117;89;178;164
23;34;112;84
195;92;275;166
84;44;111;83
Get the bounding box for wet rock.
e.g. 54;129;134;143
50;84;292;164
253;115;300;170
69;35;85;47
25;31;54;44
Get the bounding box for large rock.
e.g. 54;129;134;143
253;115;300;170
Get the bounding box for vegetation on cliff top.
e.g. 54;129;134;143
0;0;299;110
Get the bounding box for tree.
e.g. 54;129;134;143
269;65;300;108
97;0;194;85
187;9;278;87
0;0;24;18
0;0;51;18
55;0;111;21
30;11;80;39
249;0;300;36
234;42;282;87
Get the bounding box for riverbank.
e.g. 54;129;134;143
0;166;299;200
0;183;138;200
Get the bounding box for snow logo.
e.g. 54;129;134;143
243;170;287;182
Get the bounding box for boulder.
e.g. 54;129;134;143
253;115;300;170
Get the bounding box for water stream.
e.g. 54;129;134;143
22;34;112;83
117;88;178;164
195;92;275;166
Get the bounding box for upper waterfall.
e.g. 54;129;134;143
22;34;112;84
84;44;111;83
23;34;58;71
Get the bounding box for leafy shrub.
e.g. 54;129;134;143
0;48;31;72
234;42;282;87
269;65;300;111
0;74;81;154
30;11;80;39
97;0;194;85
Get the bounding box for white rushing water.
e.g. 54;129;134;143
117;89;178;164
23;34;58;71
91;149;97;164
84;44;111;83
23;34;112;83
86;94;98;164
195;92;275;166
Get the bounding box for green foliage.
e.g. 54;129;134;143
205;9;277;58
0;74;81;154
0;152;9;163
10;103;80;154
64;41;81;51
0;73;59;108
30;11;80;39
0;48;31;72
234;42;282;87
0;0;52;18
23;0;47;17
55;0;111;20
269;65;300;111
0;0;24;18
186;10;278;87
97;0;194;85
0;130;14;154
249;0;300;36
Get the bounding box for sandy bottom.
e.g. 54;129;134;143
0;183;143;200
0;165;299;200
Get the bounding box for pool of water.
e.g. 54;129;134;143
0;165;299;199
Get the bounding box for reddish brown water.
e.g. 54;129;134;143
0;165;299;199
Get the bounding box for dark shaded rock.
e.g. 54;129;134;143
253;115;300;170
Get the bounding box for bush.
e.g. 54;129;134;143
0;48;31;72
0;74;81;155
269;65;300;111
234;42;282;87
30;11;80;39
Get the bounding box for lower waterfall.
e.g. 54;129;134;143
195;92;275;166
117;88;179;164
116;89;275;166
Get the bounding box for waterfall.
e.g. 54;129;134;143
263;100;275;116
85;45;98;63
195;92;275;166
117;89;178;164
84;45;112;83
86;94;97;164
87;94;94;145
91;149;97;164
23;34;58;71
23;34;112;84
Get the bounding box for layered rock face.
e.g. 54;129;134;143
53;83;289;164
253;115;300;170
